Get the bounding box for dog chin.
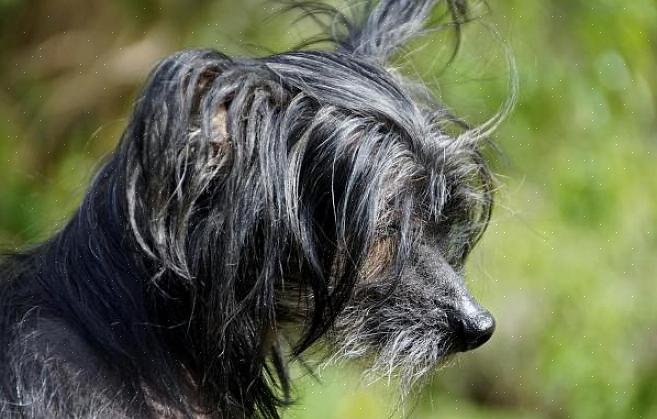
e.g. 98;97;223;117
327;325;456;391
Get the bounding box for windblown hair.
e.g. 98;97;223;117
0;1;510;418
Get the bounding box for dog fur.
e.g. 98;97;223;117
0;1;505;417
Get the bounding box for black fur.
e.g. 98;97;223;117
0;1;506;418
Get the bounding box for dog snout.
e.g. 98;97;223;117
448;295;496;351
457;309;495;350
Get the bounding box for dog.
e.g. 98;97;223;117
0;0;504;417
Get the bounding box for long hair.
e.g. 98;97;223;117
0;1;507;418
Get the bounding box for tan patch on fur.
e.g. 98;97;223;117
209;105;231;166
211;105;228;140
361;237;395;283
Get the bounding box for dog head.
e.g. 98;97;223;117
110;0;501;414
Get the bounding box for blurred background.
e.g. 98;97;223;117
1;0;656;418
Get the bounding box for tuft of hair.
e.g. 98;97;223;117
287;0;472;62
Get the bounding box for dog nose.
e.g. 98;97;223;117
454;309;495;351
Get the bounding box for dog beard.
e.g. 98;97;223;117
331;282;454;392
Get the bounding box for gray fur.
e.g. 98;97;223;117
0;1;514;417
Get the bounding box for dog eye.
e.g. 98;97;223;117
378;223;401;239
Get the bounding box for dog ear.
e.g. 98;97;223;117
121;49;234;169
119;49;235;279
190;67;233;168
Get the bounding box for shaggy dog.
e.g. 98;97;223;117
0;0;506;417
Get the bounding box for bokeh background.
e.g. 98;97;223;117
1;0;656;418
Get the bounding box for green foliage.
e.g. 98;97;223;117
1;0;656;417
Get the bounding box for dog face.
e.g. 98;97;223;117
119;45;496;394
110;1;502;414
307;81;496;388
263;52;496;389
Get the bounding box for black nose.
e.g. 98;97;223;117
454;309;496;351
